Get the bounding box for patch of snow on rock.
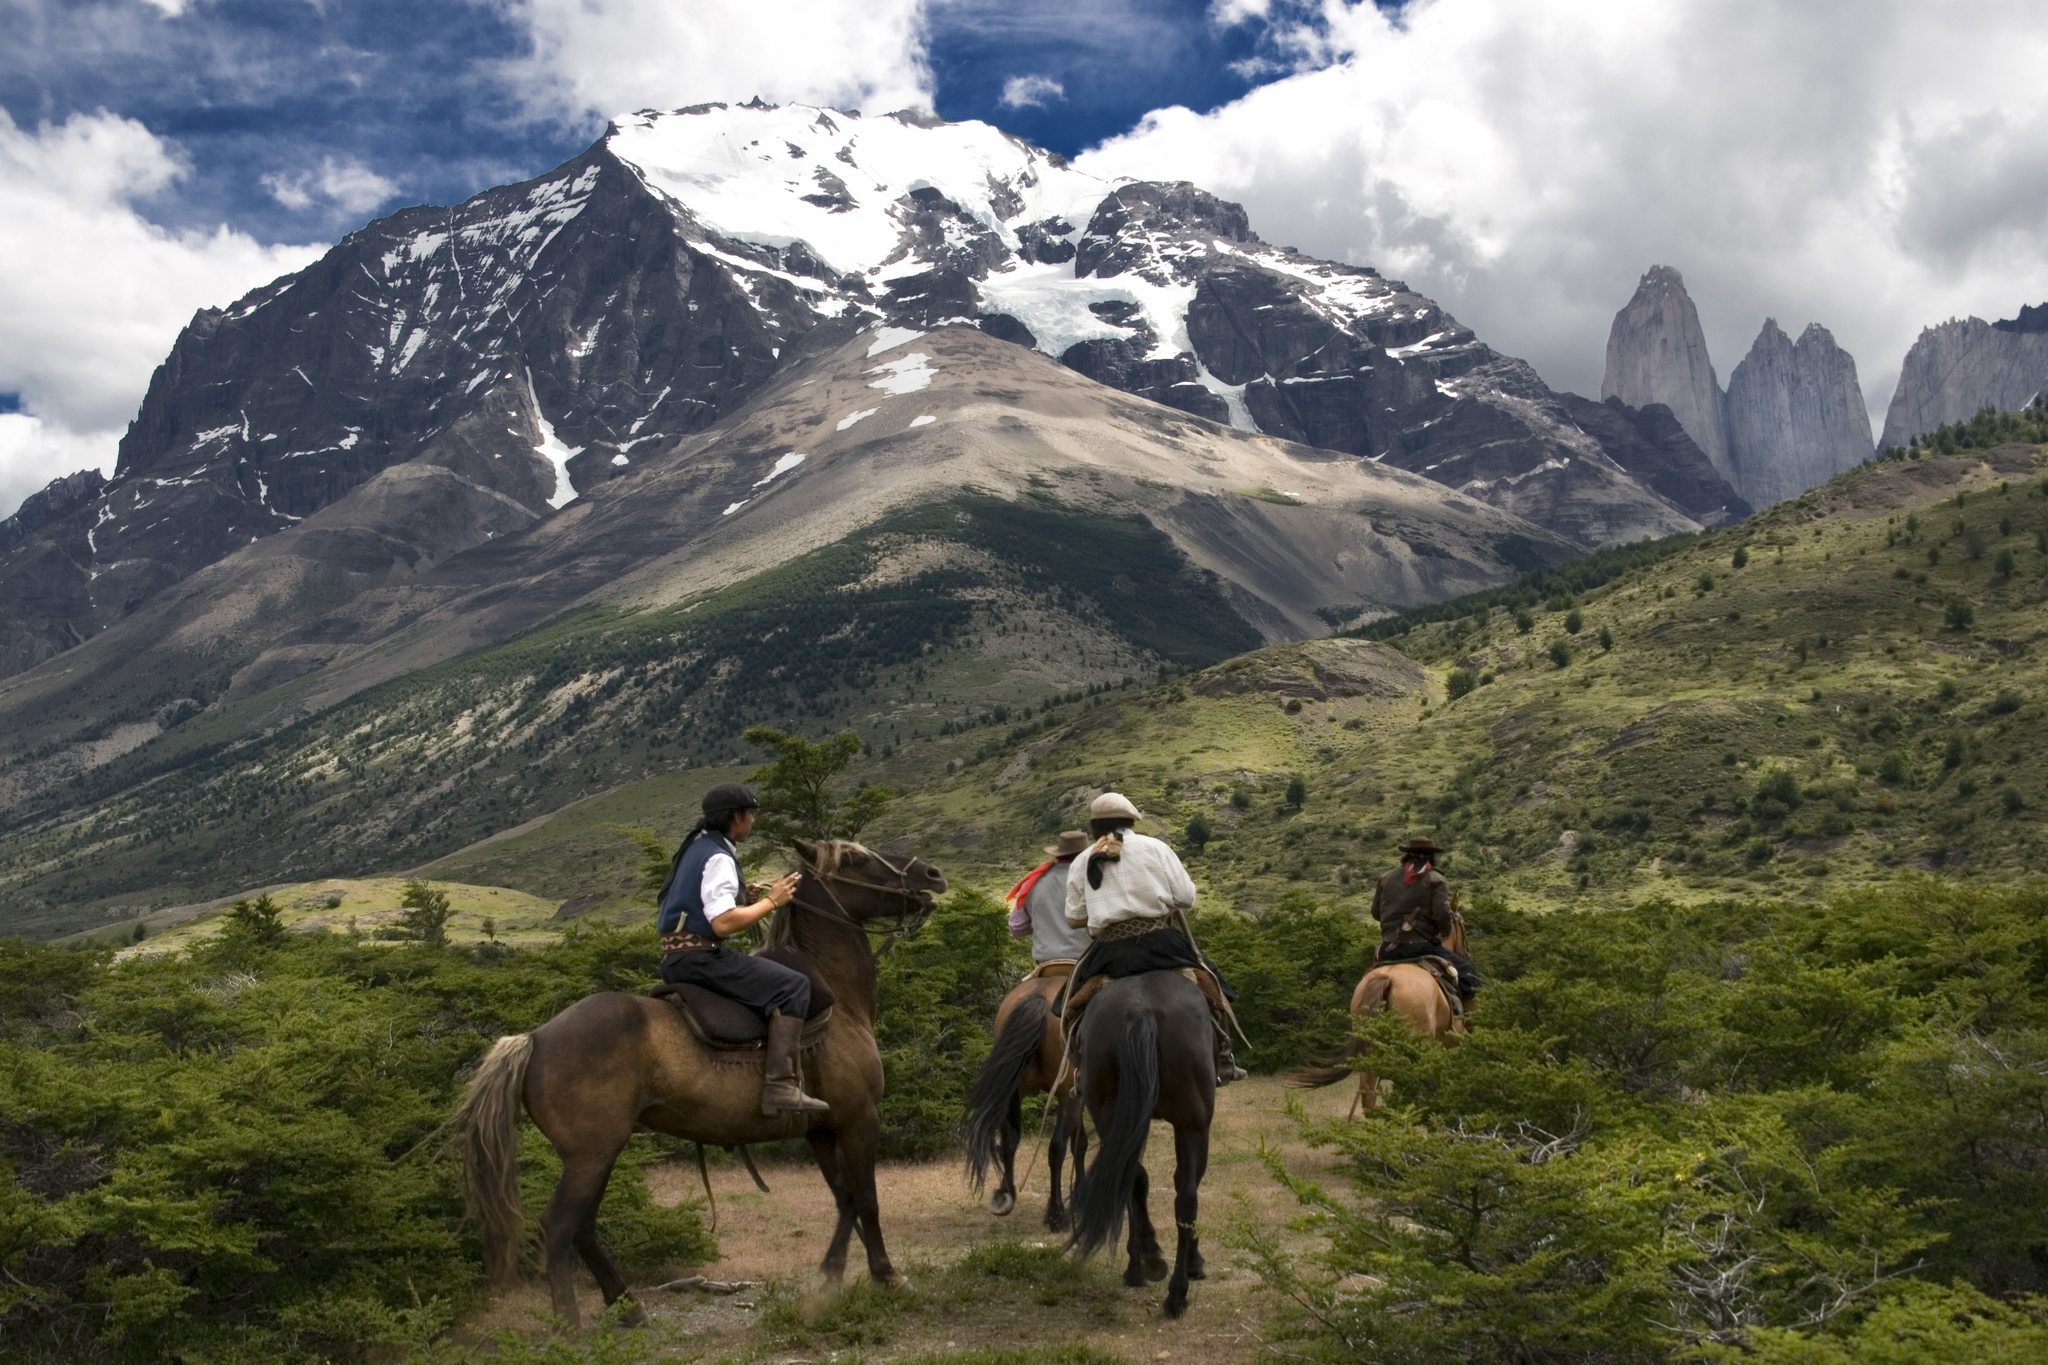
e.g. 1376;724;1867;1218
753;452;806;487
722;499;749;516
525;368;583;509
866;326;925;356
908;414;936;428
836;408;878;431
867;352;933;395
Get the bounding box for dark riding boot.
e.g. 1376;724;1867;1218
1211;1008;1247;1086
761;1012;829;1117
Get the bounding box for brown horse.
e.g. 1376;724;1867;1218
447;838;946;1326
1290;911;1468;1114
1067;970;1216;1318
963;966;1086;1230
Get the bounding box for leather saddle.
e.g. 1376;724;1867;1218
1377;952;1465;1017
1024;959;1077;981
648;946;836;1052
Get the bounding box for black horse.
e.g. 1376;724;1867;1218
1066;970;1216;1317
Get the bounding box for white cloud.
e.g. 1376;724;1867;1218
0;110;319;518
261;155;402;216
1079;0;2048;427
998;74;1065;109
138;0;191;15
485;0;934;126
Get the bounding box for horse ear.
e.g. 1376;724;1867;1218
793;838;817;865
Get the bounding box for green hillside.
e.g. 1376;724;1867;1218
1;495;1259;938
875;434;2048;912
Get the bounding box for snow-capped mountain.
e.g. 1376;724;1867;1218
0;99;1736;678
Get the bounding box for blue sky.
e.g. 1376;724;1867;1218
2;1;2044;520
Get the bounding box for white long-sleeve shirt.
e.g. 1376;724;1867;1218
700;837;742;925
1064;830;1197;932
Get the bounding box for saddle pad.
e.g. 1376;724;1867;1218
647;946;836;1050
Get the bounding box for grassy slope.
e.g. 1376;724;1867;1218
44;439;2048;941
4;496;1257;938
872;441;2048;914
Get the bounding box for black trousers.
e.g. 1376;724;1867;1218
659;946;810;1017
1379;942;1481;996
1071;927;1235;1000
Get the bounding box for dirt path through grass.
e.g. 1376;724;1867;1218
469;1076;1354;1362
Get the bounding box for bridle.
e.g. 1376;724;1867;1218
789;844;937;952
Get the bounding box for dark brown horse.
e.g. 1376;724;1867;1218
963;966;1086;1230
1067;970;1216;1317
1291;910;1468;1114
447;838;946;1326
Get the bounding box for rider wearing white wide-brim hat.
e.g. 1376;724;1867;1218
1062;791;1247;1084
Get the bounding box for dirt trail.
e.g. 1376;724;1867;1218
471;1076;1356;1361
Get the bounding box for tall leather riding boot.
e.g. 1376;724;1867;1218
1211;1008;1247;1086
761;1012;830;1117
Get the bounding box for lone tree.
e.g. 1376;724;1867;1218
1285;774;1308;810
1185;811;1213;853
744;726;894;846
398;880;452;947
223;893;286;948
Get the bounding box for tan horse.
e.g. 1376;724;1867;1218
446;838;946;1327
1290;910;1468;1114
963;965;1086;1230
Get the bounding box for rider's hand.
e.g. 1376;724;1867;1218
766;871;801;909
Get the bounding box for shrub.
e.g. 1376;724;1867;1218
1284;774;1308;810
1996;548;2017;579
1732;546;1749;568
222;892;287;949
1548;640;1573;669
1697;572;1716;592
1185;811;1212;852
1446;668;1477;700
1945;600;1975;631
2003;788;2026;815
1879;752;1910;784
1514;609;1534;634
1563;608;1584;634
1598;626;1614;651
398;879;452;946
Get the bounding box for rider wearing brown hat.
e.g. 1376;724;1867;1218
1370;835;1481;1006
1006;830;1093;964
655;783;828;1116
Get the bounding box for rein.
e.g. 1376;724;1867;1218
789;846;934;954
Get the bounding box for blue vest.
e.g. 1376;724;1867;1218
657;832;737;938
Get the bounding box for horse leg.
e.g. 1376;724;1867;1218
541;1151;624;1329
838;1118;905;1288
990;1091;1021;1217
805;1128;859;1283
1165;1122;1210;1317
1044;1095;1069;1232
1123;1164;1167;1286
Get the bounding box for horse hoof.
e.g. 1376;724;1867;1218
1164;1294;1188;1318
873;1269;911;1291
1045;1210;1068;1233
614;1300;650;1329
1187;1259;1207;1281
1145;1255;1170;1284
988;1191;1015;1216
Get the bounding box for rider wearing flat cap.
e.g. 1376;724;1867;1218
1370;835;1481;1008
1063;791;1246;1084
656;783;829;1116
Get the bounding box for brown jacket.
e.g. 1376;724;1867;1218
1370;864;1452;950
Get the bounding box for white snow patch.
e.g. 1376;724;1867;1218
908;414;936;428
395;328;430;371
524;368;583;509
865;326;925;356
722;499;749;516
866;352;933;395
753;452;806;487
836;407;878;431
193;423;239;445
1388;331;1453;359
611;452;630;467
1195;364;1257;432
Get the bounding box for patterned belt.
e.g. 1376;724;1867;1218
659;930;720;953
1094;916;1173;941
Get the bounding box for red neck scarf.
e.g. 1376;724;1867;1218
1402;858;1433;885
1005;860;1056;909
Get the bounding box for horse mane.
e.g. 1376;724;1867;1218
759;839;869;951
806;839;866;874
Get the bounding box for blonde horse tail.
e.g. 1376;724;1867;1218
451;1033;534;1285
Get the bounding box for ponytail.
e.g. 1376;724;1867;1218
656;820;714;904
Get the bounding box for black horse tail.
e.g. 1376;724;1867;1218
1070;1011;1159;1259
964;993;1050;1194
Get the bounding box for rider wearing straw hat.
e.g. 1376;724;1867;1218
1063;792;1246;1084
1006;830;1092;965
1370;834;1481;1008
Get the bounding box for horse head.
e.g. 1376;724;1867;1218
792;838;948;930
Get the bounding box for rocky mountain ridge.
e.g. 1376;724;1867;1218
1;100;1737;680
1602;266;1872;509
1880;305;2048;450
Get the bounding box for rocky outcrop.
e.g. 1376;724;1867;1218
1724;320;1874;507
1559;395;1750;525
1602;265;1734;480
0;468;103;554
1879;304;2048;449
